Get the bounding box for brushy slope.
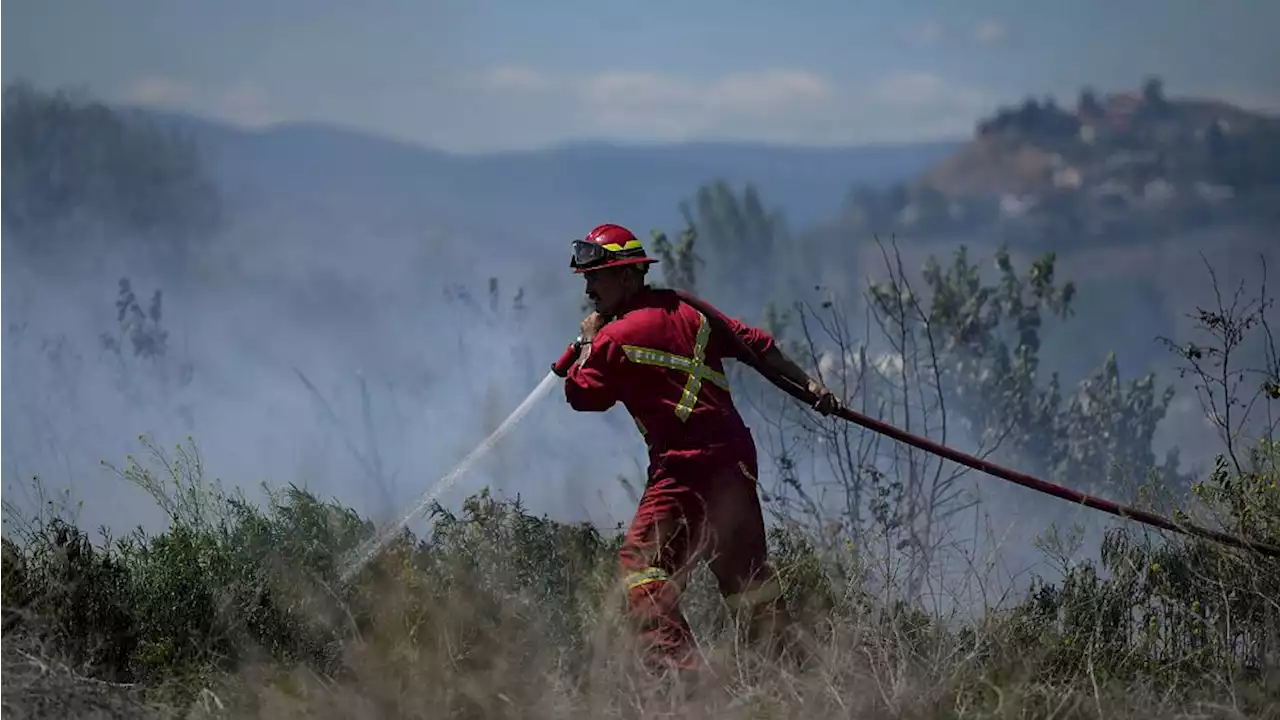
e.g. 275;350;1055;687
3;433;1278;719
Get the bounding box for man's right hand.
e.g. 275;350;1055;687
580;311;610;341
807;378;841;416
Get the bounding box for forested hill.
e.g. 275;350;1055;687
124;106;961;243
9;78;1276;269
838;77;1280;247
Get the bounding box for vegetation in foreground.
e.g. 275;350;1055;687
3;429;1278;719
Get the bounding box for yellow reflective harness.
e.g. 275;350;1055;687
621;310;729;422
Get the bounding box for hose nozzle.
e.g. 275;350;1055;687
551;340;582;377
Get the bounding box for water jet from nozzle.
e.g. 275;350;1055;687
338;370;560;583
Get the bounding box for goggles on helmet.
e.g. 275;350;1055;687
570;239;613;270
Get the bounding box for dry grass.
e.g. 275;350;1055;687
3;624;167;720
10;597;1275;720
4;375;1277;716
4;475;1277;719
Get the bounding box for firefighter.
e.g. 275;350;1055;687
556;222;840;675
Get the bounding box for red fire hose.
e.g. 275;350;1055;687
760;372;1280;559
553;289;1280;559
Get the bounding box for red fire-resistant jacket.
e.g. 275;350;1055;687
564;287;775;459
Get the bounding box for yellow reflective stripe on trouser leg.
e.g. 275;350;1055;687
620;311;729;422
725;574;783;610
625;566;669;590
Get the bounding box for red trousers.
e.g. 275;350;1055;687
618;442;786;671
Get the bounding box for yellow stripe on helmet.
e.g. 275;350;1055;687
601;239;644;252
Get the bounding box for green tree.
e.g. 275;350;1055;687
682;180;789;312
1141;75;1166;107
1020;266;1279;690
897;245;1183;490
648;222;701;294
772;242;1189;556
1077;86;1102;117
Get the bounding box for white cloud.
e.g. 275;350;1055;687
578;69;830;118
480;65;552;94
126;76;199;106
464;65;987;146
582;71;699;109
213;84;281;127
902;20;945;46
467;66;834;139
972;20;1006;45
901;19;1006;48
564;69;836;140
707;70;830;112
577;71;704;137
859;72;991;138
121;66;993;150
869;72;987;113
870;72;948;108
122;76;284;128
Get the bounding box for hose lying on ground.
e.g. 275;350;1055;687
673;289;1280;560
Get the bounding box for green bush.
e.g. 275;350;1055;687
3;429;1277;717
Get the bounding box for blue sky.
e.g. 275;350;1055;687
5;0;1278;152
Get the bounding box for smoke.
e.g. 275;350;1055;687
4;86;1276;620
1;177;649;541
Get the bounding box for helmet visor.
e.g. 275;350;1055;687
570;239;612;270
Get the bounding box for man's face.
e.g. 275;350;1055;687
583;265;631;316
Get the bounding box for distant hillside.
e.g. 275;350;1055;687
926;80;1280;199
838;78;1280;246
135;108;960;247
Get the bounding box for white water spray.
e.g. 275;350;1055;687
338;370;561;583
